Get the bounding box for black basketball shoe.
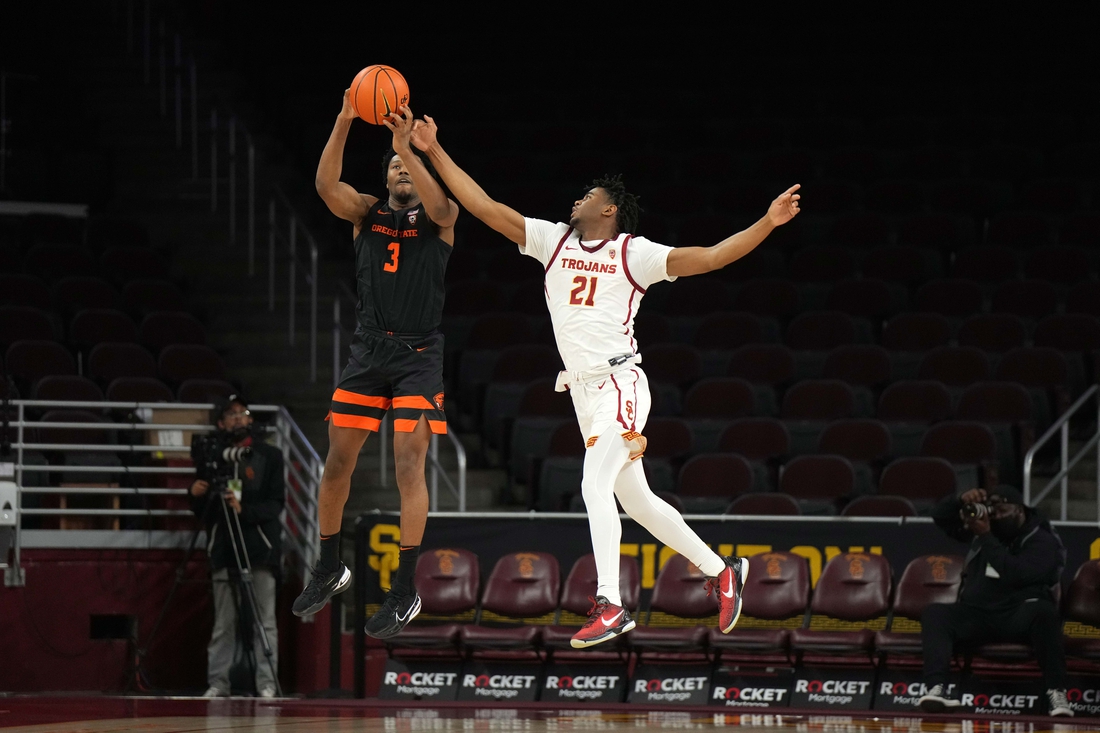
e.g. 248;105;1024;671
365;586;422;639
292;562;352;617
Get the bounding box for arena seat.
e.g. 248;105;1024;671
779;454;855;514
841;495;917;517
1065;281;1100;317
818;419;891;463
951;245;1018;283
692;312;769;351
822;345;892;389
23;243;98;283
718;418;790;461
915;279;983;319
5;340;76;394
99;246;170;285
31;375;103;403
682;378;755;419
0;274;51;310
866;180;926;215
0;306;60;348
1025;245;1092;285
917;346;992;387
634;312;672;347
640;343;702;390
785;311;857;351
709;552;810;664
541;554;640;658
51;276;119;317
105;377;174;403
874;554;964;664
388;548;479;655
630;553;714;657
88;342;157;384
675;454;754;513
863;246;941;288
789;552;892;663
460;551;561;656
69;309;139;352
1063;560;1100;662
881;313;952;354
782;379;856;421
788;247;856;283
120;279;187;318
830;211;890;248
724;493;801;516
659;277;733;317
920;421;998;487
955;381;1033;424
158;345;227;388
957;313;1027;353
986;211;1051;247
727;344;795;390
1060;212;1100;247
898;212;976;254
177;379;236;404
733;278;801;320
825;278;899;321
878;457;957;506
991;280;1058;321
1034;314;1100;353
139;312;207;353
877;380;952;424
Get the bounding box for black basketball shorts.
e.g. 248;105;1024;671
328;331;446;434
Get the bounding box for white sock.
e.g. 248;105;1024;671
614;459;726;577
581;427;628;606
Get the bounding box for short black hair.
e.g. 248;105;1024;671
382;147;442;188
586;174;641;235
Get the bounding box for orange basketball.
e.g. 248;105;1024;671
349;65;410;125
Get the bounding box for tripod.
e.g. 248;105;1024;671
130;472;282;697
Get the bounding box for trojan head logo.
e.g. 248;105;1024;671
847;553;871;579
624;400;634;421
926;555;953;582
435;549;459;575
433;392;445;410
515;553;540;578
763;553;786;579
608;248;616;260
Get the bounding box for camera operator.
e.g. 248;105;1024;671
189;395;284;698
916;485;1071;716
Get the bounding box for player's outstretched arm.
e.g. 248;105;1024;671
411;116;526;245
666;185;800;277
385;106;458;231
316;90;376;224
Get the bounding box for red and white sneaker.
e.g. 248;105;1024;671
706;556;748;633
570;596;636;649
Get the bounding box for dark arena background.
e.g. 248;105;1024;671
1;2;1099;731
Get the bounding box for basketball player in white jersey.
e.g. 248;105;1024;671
402;108;800;648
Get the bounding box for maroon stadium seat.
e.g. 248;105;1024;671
986;211;1051;248
31;375;103;403
951;246;1018;283
724;493;801;516
177;379;236;404
990;280;1058;321
630;554;714;656
158;345;227;387
5;341;76;392
51;276;119;317
660;278;733;317
881;313;952;352
517;379;573;418
465;313;532;350
842;495;917;517
920;421;998;482
1064;560;1100;661
995;347;1069;391
728;344;795;387
389;548;479;653
955;382;1033;424
120;279;188;317
779;455;855;510
0;274;51;310
733;279;801;319
781;379;855;421
877;380;952;424
23;243;98;282
99;246;170;285
862;246;937;288
641;343;702;389
69;309;139;352
88;342;158;384
879;457;957;503
460;551;561;654
490;344;562;383
709;552;810;662
0;306;59;348
718;418;790;461
1034;314;1100;352
634;312;672;347
682;378;755;419
915;279;983;319
676;454;754;510
875;554;964;662
822;345;892;388
692;312;766;350
542;554;640;655
788;247;856;283
105;377;175;403
36;409;109;446
917;346;992;387
830;211;890;248
785;311;857;351
139;312;207;353
825;278;897;321
957;314;1026;353
644;418;693;459
1024;245;1092;285
789;552;892;661
818;419;891;463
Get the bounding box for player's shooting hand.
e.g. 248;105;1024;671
383;105;415;152
225;491;242;514
339;89;357;121
960;488;988;505
768;184;801;226
410;115;439;152
189;480;209;497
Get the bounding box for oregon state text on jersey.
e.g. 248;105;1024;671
521;218;677;373
354;203;451;334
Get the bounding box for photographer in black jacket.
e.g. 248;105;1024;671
189;395;284;698
916;485;1071;716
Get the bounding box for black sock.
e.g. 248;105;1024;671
319;532;341;573
391;545;419;594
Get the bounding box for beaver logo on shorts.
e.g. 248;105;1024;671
433;392;445;410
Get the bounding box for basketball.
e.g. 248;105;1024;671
349;65;410;125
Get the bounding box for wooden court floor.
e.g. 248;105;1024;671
0;697;1093;733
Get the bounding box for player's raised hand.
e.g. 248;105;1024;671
768;184;801;226
383;105;415;152
410;115;439;152
339;89;357;121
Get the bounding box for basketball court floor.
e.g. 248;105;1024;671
0;697;1091;733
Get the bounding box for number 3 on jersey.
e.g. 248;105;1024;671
569;275;597;306
383;241;400;273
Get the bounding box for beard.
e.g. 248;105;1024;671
392;185;415;206
991;516;1023;542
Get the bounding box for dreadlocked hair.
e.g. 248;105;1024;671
381;147;443;187
587;173;641;235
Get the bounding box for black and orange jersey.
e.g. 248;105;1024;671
353;202;451;335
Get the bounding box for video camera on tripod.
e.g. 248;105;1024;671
191;430;253;495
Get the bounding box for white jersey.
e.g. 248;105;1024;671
522;218;677;373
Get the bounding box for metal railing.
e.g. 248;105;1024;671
2;401;321;588
1023;385;1100;521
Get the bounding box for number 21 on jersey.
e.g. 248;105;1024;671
569;275;597;306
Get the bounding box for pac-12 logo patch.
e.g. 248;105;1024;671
434;392;445;410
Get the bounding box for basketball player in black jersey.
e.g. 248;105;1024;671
292;91;458;640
